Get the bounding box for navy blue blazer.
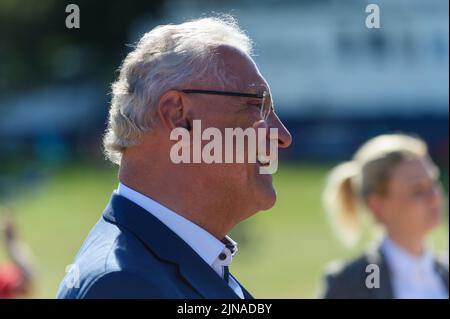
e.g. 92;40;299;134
320;246;449;299
57;194;254;299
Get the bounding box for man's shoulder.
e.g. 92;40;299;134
65;270;169;299
74;216;154;273
56;216;176;298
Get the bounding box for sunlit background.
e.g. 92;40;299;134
0;0;448;298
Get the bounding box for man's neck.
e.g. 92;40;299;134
119;167;241;240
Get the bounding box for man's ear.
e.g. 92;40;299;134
157;90;191;131
366;193;386;223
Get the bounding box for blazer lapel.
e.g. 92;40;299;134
366;247;394;299
177;260;240;299
368;245;449;298
103;194;240;299
230;274;254;299
434;259;449;291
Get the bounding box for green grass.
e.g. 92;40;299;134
4;163;448;298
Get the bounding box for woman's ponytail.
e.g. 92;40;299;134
323;161;361;246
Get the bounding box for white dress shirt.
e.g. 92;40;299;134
381;236;448;299
115;182;245;299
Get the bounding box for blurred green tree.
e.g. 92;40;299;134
0;0;164;97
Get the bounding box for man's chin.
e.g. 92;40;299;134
256;186;277;211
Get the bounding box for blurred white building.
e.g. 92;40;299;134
132;0;449;117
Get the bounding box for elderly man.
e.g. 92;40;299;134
57;16;291;299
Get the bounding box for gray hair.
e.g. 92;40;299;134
103;16;253;164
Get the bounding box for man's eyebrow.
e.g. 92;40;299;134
241;84;269;95
232;87;270;99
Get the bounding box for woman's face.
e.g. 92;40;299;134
377;157;444;239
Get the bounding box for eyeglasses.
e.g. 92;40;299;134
180;89;273;121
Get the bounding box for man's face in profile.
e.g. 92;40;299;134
178;46;292;221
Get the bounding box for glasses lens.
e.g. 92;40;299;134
260;91;272;120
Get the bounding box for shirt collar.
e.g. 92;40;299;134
381;235;434;276
221;236;237;254
115;182;237;267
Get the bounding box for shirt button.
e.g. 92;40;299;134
219;253;227;261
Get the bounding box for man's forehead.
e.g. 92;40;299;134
224;68;270;94
214;45;269;93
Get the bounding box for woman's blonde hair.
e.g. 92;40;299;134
322;133;430;246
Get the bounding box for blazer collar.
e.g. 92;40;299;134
378;240;449;296
230;274;254;299
367;244;449;298
103;193;240;299
366;246;394;299
434;256;449;290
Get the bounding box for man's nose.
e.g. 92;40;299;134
267;112;292;148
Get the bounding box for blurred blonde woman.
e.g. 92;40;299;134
320;134;448;299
